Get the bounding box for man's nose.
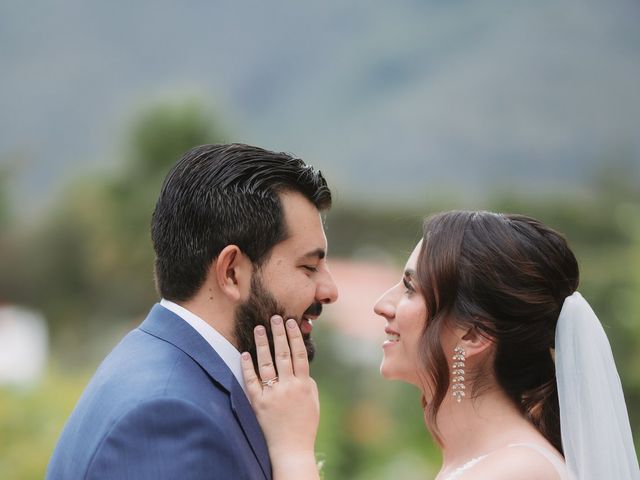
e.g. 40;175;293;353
316;269;339;304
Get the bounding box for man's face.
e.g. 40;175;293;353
234;190;339;363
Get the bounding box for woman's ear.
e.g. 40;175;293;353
458;325;494;359
213;245;252;303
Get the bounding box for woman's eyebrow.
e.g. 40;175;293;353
404;268;416;278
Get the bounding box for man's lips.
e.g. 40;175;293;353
300;315;318;335
298;303;321;336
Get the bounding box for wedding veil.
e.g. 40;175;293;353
555;292;640;479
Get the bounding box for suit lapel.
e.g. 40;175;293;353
139;304;272;479
229;381;272;477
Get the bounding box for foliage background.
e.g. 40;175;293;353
1;2;640;478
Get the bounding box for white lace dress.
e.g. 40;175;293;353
442;443;570;480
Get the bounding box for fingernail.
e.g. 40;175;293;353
271;315;283;325
241;352;251;360
286;319;297;329
256;326;266;336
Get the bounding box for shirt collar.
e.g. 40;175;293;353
159;299;247;395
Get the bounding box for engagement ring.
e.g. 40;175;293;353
261;376;279;387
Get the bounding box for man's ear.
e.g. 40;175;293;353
458;325;494;359
213;245;252;303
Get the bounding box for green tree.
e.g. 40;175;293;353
1;98;227;357
94;99;228;321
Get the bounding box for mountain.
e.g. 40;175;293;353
1;0;639;211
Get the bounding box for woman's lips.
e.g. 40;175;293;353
383;327;400;346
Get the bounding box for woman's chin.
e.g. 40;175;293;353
379;361;422;387
379;362;405;382
379;360;395;380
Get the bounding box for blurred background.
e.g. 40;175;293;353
1;1;639;478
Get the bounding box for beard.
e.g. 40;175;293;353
234;272;320;371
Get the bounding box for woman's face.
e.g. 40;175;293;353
374;241;427;387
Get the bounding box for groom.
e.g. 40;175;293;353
47;144;339;479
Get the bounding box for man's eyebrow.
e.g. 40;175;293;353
300;248;326;260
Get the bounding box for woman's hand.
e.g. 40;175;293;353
241;315;320;480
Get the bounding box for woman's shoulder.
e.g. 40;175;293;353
456;443;566;480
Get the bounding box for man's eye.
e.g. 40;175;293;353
303;265;318;273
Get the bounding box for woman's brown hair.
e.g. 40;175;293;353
416;211;579;453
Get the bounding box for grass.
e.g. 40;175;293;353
0;368;91;479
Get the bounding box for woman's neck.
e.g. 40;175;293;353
431;385;540;469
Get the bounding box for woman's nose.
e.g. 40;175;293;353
373;288;395;320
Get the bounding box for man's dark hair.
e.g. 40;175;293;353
151;143;332;301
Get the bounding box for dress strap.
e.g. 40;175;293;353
443;455;490;480
507;443;571;480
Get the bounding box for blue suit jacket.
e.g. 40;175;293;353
47;304;271;480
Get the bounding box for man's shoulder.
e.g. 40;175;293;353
48;396;253;480
47;330;236;479
93;326;224;402
61;325;225;432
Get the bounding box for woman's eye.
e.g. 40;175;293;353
403;278;415;293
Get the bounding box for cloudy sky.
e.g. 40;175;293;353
2;0;639;210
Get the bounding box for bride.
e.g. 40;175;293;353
241;210;640;479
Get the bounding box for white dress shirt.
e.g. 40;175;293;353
159;299;247;395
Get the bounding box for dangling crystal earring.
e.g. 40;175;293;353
452;346;466;403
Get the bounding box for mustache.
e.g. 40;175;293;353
303;302;322;318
